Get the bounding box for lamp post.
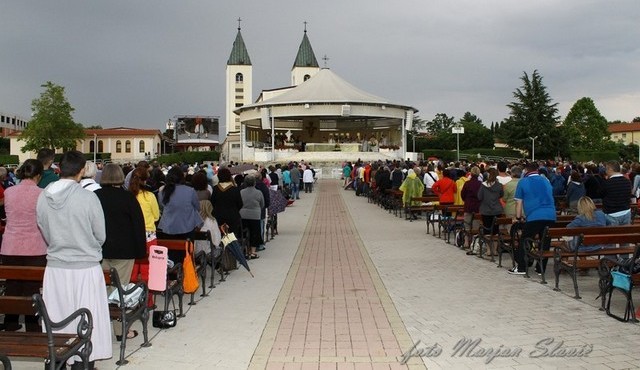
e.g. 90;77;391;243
635;141;640;162
529;136;538;161
452;125;464;161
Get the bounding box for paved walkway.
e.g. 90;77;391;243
11;179;640;370
248;179;422;369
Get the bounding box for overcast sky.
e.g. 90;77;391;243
1;1;638;134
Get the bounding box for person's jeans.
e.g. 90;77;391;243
514;220;555;273
605;211;631;226
304;182;313;193
291;183;300;199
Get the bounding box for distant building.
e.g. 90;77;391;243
0;111;28;137
608;122;640;145
10;127;163;164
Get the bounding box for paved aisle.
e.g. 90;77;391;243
249;181;425;369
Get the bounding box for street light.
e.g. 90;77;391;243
529;136;538;161
452;125;464;161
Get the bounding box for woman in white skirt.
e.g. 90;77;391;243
36;151;112;369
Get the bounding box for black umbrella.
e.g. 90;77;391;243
220;224;254;277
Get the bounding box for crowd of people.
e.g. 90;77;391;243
0;150;319;368
344;157;636;275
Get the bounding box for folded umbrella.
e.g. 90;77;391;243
220;224;254;277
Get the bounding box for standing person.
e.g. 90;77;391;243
254;171;270;251
0;159;46;332
343;162;352;187
432;169;456;205
239;175;265;259
602;161;632;225
157;167;203;262
303;166;314;193
477;168;504;256
509;162;557;275
37;148;59;188
566;170;586;211
94;164;146;341
36;151;111;368
399;169;424;220
79;161;101;192
422;163;439;195
496;162;512;185
210;168;244;239
503;166;522;219
128;167;160;308
460;166;482;250
290;164;301;199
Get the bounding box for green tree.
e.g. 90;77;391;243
84;124;103;129
563;97;611;150
501;70;561;158
19;81;85;152
458;112;493;149
425;113;455;135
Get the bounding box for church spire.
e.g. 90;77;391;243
292;22;319;69
227;18;252;66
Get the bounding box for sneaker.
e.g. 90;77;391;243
508;267;525;275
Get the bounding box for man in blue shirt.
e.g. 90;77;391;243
509;162;557;275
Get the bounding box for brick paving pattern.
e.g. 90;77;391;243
250;180;425;369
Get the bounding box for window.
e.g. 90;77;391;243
304;74;311;81
125;140;131;153
235;73;243;83
235;88;243;92
235;95;243;99
235;103;243;107
231;143;240;148
98;140;104;152
116;140;122;153
139;140;145;153
622;133;627;139
89;140;95;153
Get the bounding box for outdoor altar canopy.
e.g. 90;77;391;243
233;68;417;162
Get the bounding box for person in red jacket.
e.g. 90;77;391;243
432;169;457;205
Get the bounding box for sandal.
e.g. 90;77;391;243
116;330;138;342
466;251;477;256
249;254;260;259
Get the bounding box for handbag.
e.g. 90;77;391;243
182;241;200;294
107;283;145;308
152;309;177;328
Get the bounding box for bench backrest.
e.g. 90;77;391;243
547;224;640;239
581;233;640;246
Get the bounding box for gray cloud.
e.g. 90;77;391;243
1;0;638;132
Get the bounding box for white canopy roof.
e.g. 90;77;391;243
236;68;416;112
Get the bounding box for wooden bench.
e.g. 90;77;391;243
520;221;620;282
474;216;513;263
598;245;640;322
0;266;93;369
0;265;152;366
552;233;640;299
405;196;439;221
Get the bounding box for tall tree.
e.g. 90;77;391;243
458;112;493;149
501;70;560;158
19;81;85;152
563;97;611;150
425;113;455;135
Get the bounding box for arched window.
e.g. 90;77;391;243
125;140;131;153
156;143;160;155
139;140;145;153
235;73;243;83
89;140;95;153
304;74;311;81
98;140;104;152
116;140;122;153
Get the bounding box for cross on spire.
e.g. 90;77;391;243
322;54;330;68
237;17;242;30
304;21;307;33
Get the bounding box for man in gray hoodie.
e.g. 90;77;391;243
36;150;111;368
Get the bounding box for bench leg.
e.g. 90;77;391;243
0;354;11;370
141;307;151;348
570;268;581;299
553;257;561;292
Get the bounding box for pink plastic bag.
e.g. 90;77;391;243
148;245;168;291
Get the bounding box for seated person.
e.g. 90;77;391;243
566;196;608;251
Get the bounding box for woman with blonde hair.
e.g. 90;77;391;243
567;196;608;252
